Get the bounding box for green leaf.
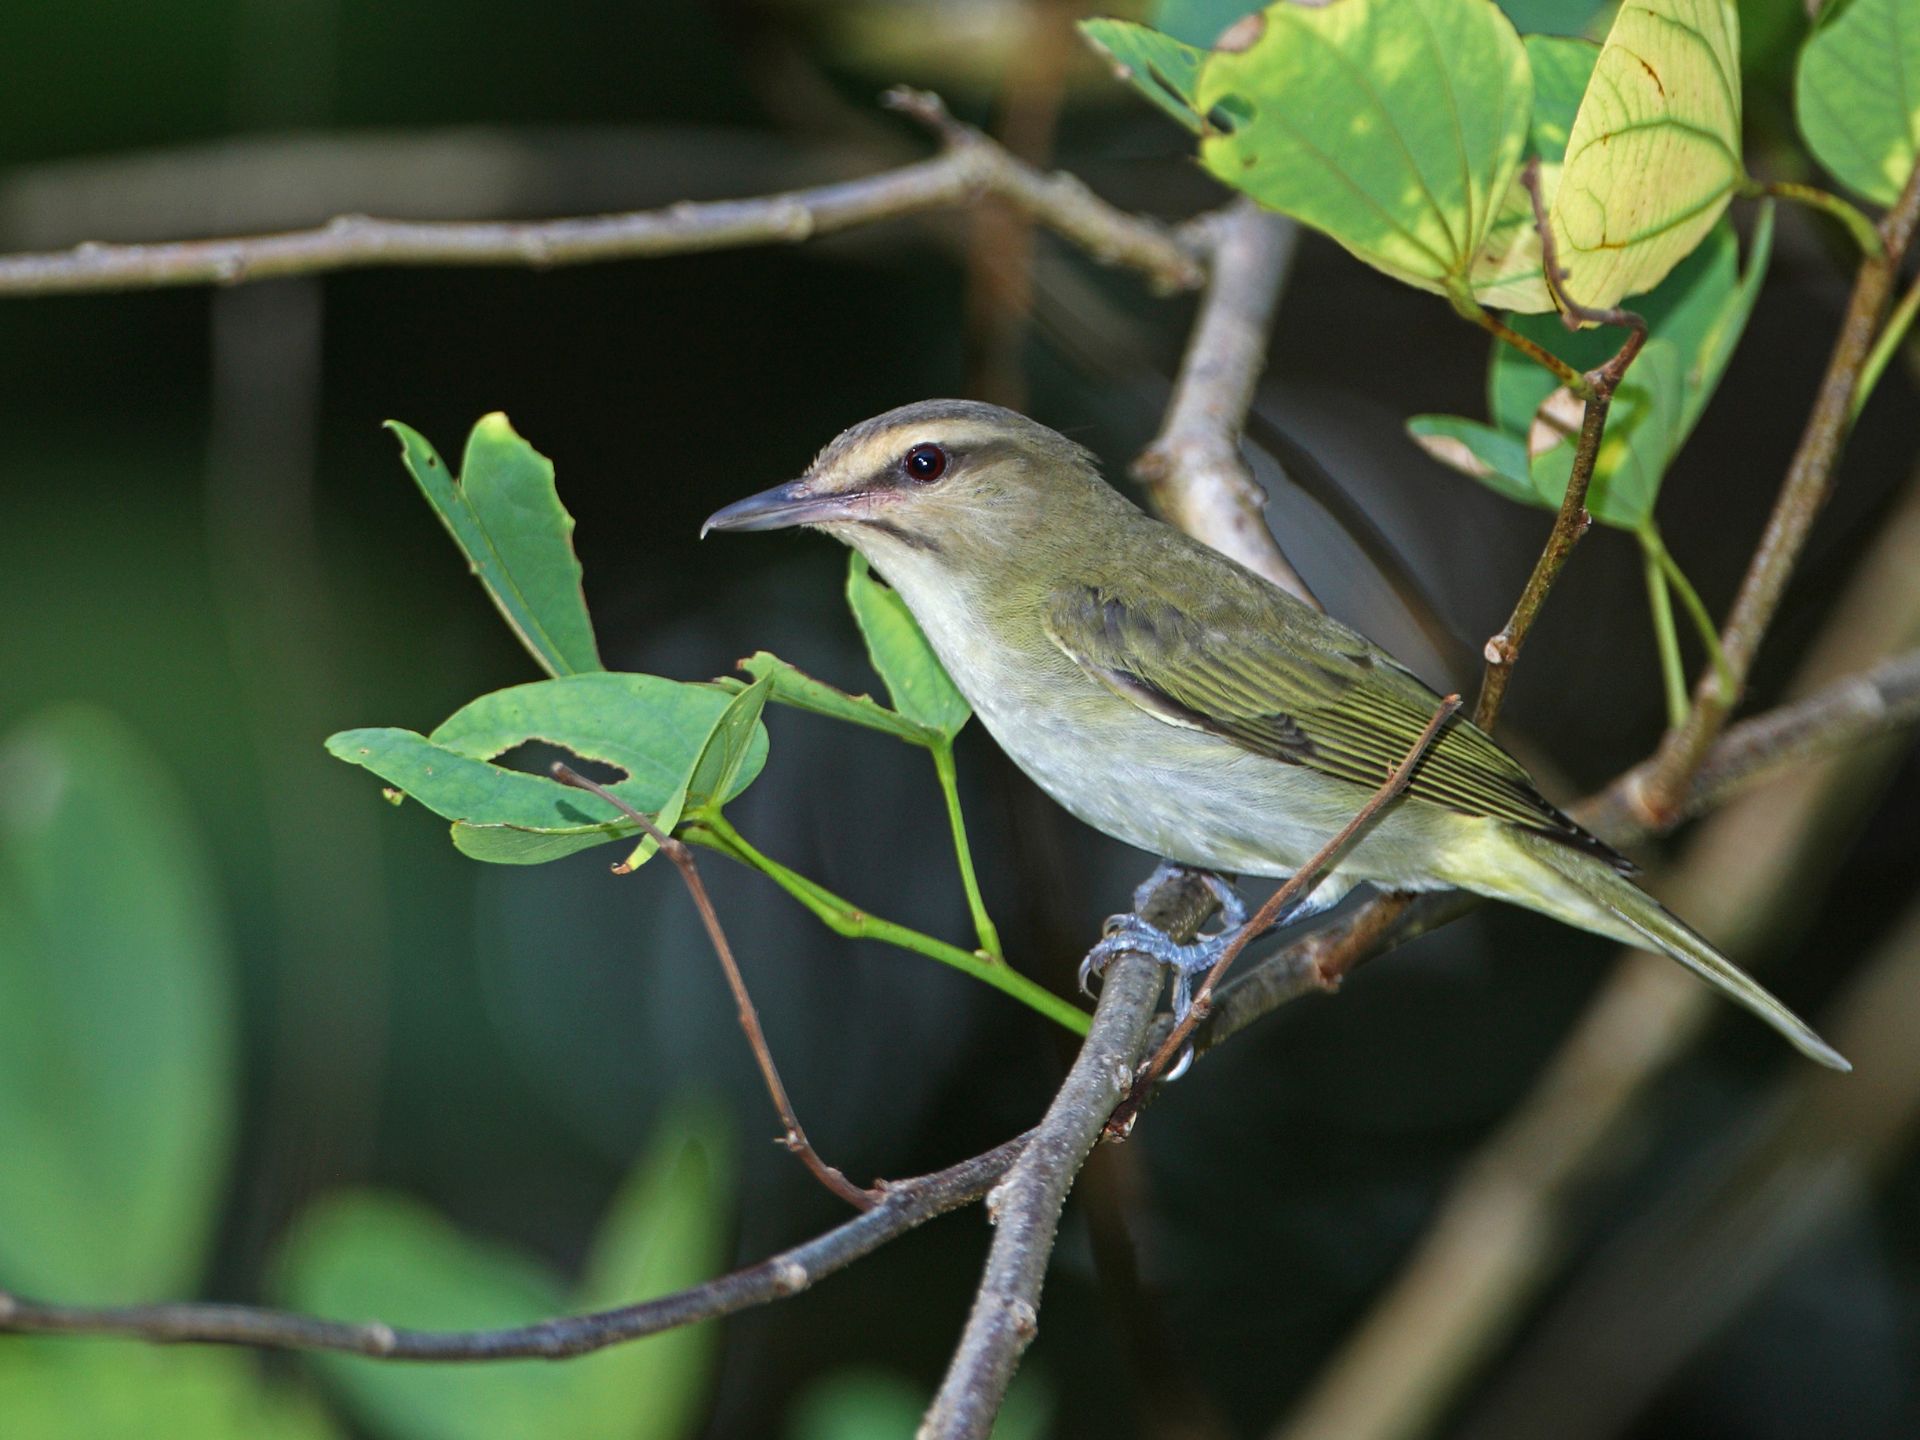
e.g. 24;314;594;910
1195;0;1532;295
568;1100;733;1440
326;673;767;865
1407;415;1544;508
0;707;234;1301
1796;0;1920;206
785;1368;1053;1440
0;1343;341;1440
1079;19;1208;131
847;553;971;739
1528;336;1688;528
388;415;601;679
279;1103;731;1440
731;652;937;745
1547;0;1745;311
1469;36;1602;311
1683;199;1773;434
623;672;773;870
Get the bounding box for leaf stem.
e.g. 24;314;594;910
929;740;1003;958
1756;180;1884;258
1645;528;1735;702
1450;287;1593;399
1641;533;1689;729
1853;267;1920;421
687;812;1089;1035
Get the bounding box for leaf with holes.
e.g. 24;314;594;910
1796;0;1920;206
1547;0;1745;313
1194;0;1532;296
846;553;971;739
1079;19;1208;132
325;673;767;865
389;415;602;679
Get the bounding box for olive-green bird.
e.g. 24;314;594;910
703;400;1847;1071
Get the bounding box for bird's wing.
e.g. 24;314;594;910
1043;580;1625;868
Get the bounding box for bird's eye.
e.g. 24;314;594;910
902;442;948;483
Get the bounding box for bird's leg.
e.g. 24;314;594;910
1080;860;1259;1013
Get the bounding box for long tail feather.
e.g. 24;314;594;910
1507;831;1850;1072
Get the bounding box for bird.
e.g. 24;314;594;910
701;399;1848;1071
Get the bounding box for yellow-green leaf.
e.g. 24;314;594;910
1195;0;1532;294
1548;0;1745;313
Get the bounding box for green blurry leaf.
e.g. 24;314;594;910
731;653;937;745
1529;336;1688;527
1548;0;1745;311
1150;0;1258;46
1498;0;1607;34
624;673;772;869
388;415;602;679
1469;36;1602;310
785;1367;1052;1440
0;706;233;1301
1195;0;1531;295
1407;415;1543;507
847;553;971;739
280;1104;731;1440
0;1343;340;1440
1079;19;1207;132
1796;0;1920;205
568;1100;733;1440
326;673;767;865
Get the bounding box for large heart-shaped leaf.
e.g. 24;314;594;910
390;415;601;679
1193;0;1532;296
846;553;970;740
0;707;234;1301
326;673;767;865
1795;0;1920;206
1547;0;1744;312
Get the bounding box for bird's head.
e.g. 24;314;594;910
700;400;1112;583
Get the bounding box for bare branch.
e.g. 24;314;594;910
1631;158;1920;824
548;763;875;1210
1131;201;1318;607
1474;160;1647;730
921;871;1223;1440
0;1137;1025;1359
0;90;1202;298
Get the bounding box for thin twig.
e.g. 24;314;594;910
0;89;1202;297
920;870;1224;1440
1106;695;1462;1137
0;1137;1026;1359
1474;161;1646;729
550;763;877;1211
1132;200;1319;608
1631;158;1920;826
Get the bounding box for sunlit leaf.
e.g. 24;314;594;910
1547;0;1745;312
1407;414;1542;507
847;553;970;739
0;707;233;1301
1795;0;1920;205
1195;0;1532;295
326;673;767;865
1078;19;1207;132
388;415;602;679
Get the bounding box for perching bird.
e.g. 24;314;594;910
702;400;1847;1071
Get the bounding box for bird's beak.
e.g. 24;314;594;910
700;479;866;537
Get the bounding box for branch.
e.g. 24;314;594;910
548;764;875;1211
1630;158;1920;824
1474;160;1646;730
0;1136;1024;1359
1131;200;1319;608
920;870;1223;1440
0;90;1202;297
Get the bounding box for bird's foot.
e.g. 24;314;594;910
1079;863;1261;1024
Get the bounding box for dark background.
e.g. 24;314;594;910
2;1;1917;1436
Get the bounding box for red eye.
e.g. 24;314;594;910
903;442;948;483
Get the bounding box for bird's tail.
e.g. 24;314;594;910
1498;828;1850;1071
